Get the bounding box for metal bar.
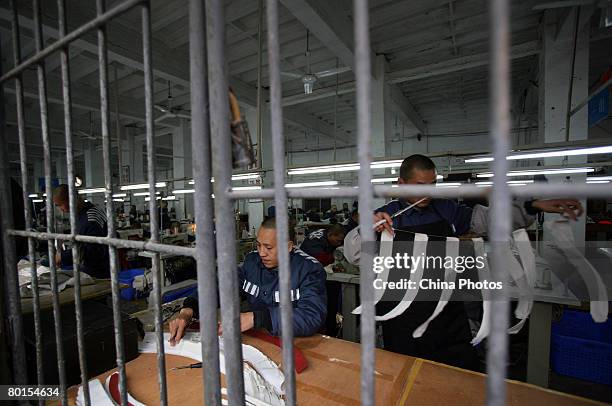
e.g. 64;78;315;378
5;230;198;255
95;0;127;403
265;1;296;405
486;0;511;404
564;6;581;142
10;0;43;388
353;0;375;405
0;0;145;84
206;0;246;403
114;63;123;185
33;0;67;401
0;15;28;388
256;0;264;169
57;0;89;403
141;2;168;404
189;0;221;403
569;76;612;117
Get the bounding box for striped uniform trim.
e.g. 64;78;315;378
293;248;319;264
308;229;325;239
87;206;107;229
242;279;259;297
274;289;300;302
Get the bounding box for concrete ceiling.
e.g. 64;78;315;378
1;0;611;168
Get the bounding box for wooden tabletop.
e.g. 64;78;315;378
59;333;605;406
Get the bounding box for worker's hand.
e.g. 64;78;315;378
532;199;584;221
168;307;194;346
373;212;393;235
217;312;255;336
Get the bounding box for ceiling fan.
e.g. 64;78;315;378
75;112;98;140
281;30;351;94
154;81;190;123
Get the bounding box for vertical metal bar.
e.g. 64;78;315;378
265;1;296;404
10;0;43;388
487;0;511;405
189;1;221;403
33;0;67;401
205;0;246;403
95;0;127;404
256;0;264;168
353;1;375;405
57;0;90;403
141;2;168;405
0;12;27;388
114;64;123;185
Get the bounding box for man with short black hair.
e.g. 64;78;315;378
345;153;584;369
53;184;110;278
169;217;327;345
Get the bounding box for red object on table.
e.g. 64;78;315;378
244;330;308;373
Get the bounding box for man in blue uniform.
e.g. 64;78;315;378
299;224;346;336
345;154;583;370
53;184;110;278
169;217;327;345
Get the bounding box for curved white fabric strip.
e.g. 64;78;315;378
77;379;114;406
352;230;394;315
545;221;609;322
373;233;429;321
139;332;285;404
471;238;490;346
412;236;459;338
509;229;535;330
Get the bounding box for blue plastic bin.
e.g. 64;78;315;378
550;310;612;386
119;268;146;300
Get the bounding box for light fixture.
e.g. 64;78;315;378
232;186;263;191
120;182;166;191
173;189;195;194
465;145;612;163
77;188;107;194
586;180;610;184
586;176;612;181
476;167;595;178
189;173;261;185
435;182;462;187
112;193;127;198
112;198;124;202
475;180;535;186
145;196;162;201
133;191;160;197
285;181;338;188
371;177;397;183
28;193;38;198
162;195;177;200
32;199;43;203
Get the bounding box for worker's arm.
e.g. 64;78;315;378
265;263;327;337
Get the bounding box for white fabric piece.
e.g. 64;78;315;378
471;238;491;346
544;221;608;322
512;229;537;289
76;379;114;406
364;233;428;321
139;332;285;404
343;226;361;266
104;372;146;406
510;229;535;325
351;230;394;314
412;236;460;338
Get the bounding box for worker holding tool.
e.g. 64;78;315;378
344;154;584;370
169;217;327;345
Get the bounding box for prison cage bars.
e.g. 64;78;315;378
1;1;612;406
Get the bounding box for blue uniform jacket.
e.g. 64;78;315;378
376;199;473;236
299;229;335;266
61;202;110;278
185;248;327;337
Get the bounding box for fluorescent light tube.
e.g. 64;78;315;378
28;193;38;198
285;181;338;188
586;180;610;184
133;191;160;196
78;188;107;194
173;189;195;194
112;198;124;202
112;193;127;198
476;167;594;178
32;199;43;203
232;186;262;191
120;182;166;191
162;195;177;200
466;145;612;163
586;176;612;181
145;196;162;201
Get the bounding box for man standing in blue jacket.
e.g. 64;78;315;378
169;217;327;345
53;184;110;278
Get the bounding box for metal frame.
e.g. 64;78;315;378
1;0;611;405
